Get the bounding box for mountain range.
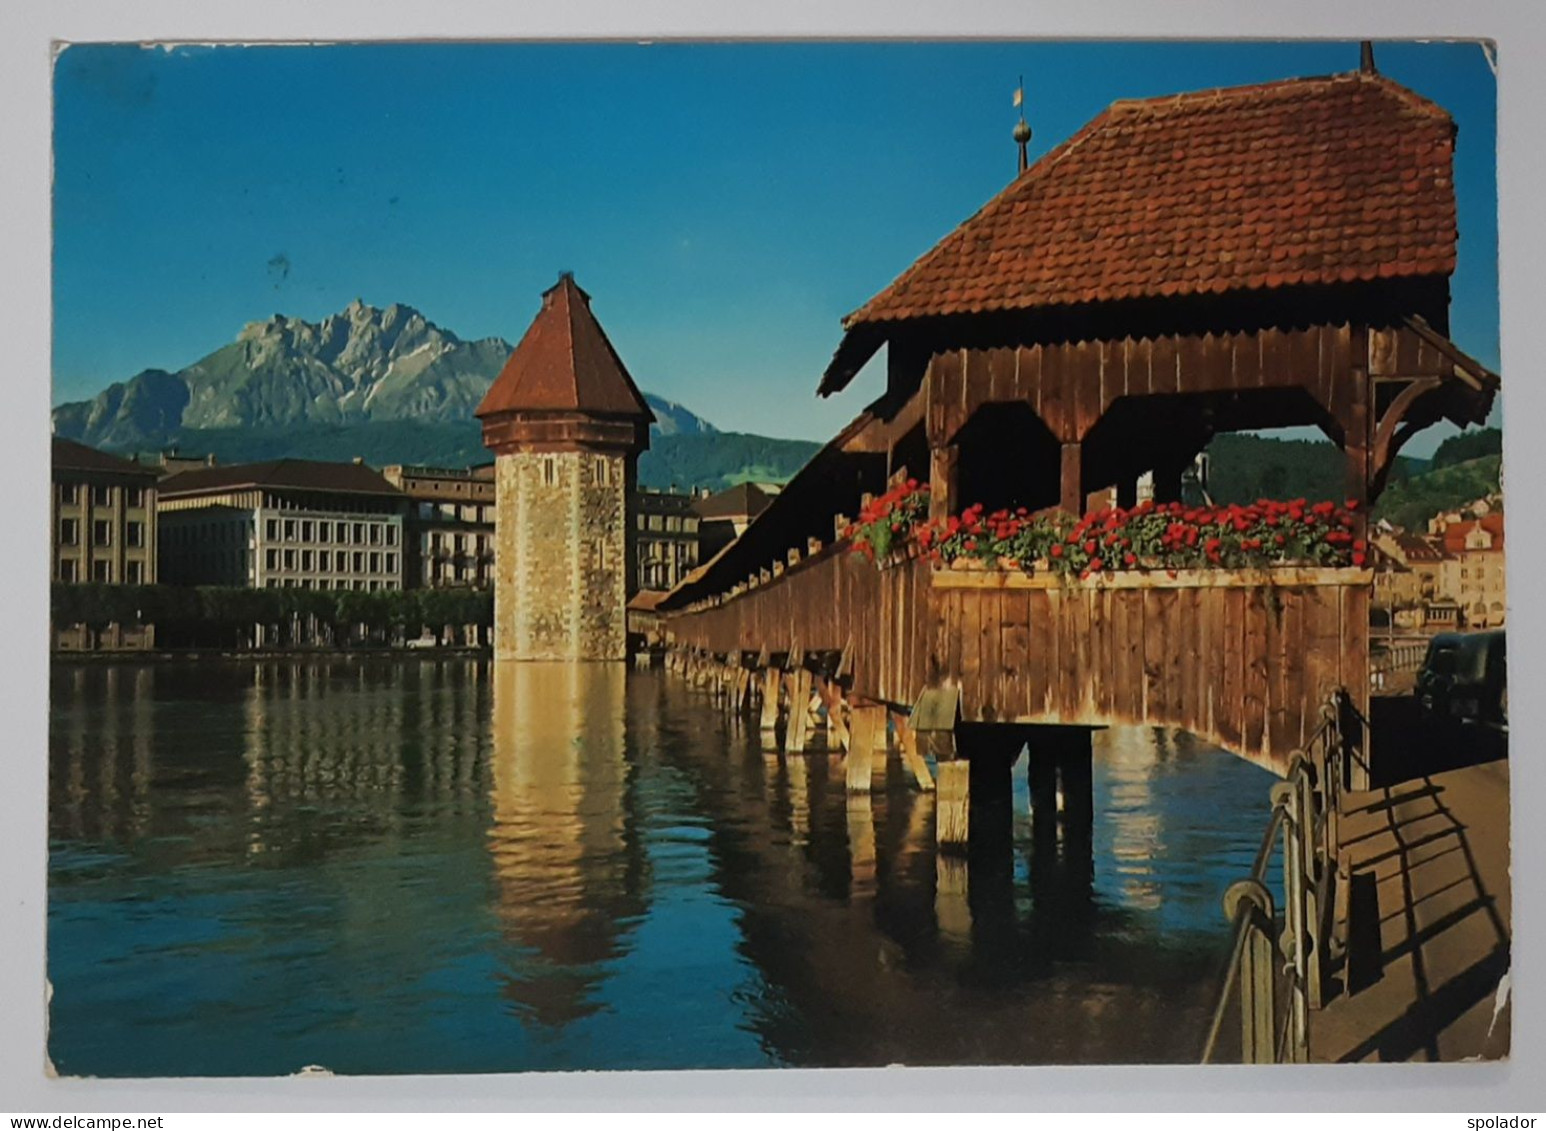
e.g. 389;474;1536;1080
51;301;817;490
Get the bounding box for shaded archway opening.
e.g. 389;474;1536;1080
952;402;1061;515
1082;388;1344;507
889;418;929;486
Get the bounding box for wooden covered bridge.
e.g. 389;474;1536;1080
650;66;1498;845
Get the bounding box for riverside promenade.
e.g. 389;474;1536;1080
1312;709;1511;1063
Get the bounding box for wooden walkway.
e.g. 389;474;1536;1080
1312;711;1511;1062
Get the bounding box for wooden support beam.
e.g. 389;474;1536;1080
936;760;970;848
818;677;850;749
846;704;884;792
760;663;781;735
929;444;959;523
893;711;935;791
784;666;813;753
1060;441;1083;516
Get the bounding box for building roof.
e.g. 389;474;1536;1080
158;458;405;499
51;437;157;478
692;481;779;521
476;274;654;421
1439;513;1505;554
822;70;1457;392
1391;531;1449;562
627;589;671;613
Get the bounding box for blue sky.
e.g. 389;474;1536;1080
52;40;1499;450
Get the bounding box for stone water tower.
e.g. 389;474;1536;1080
476;274;653;661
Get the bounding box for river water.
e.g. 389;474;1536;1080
47;658;1276;1076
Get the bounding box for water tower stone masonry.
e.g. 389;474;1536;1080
475;275;653;661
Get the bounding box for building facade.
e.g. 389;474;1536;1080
157;458;409;591
381;464;497;589
476;274;654;661
634;487;700;591
51;438;159;586
692;482;779;560
1372;508;1505;629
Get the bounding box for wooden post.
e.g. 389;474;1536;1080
819;677;850;750
936;760;970;849
846;704;884;792
760;662;781;737
929;444;959;523
1055;729;1094;835
1223;879;1278;1064
1060;441;1083;516
1027;749;1058;849
1345;325;1372;544
784;666;813;753
893;711;935;791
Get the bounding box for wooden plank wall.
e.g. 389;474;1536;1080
663;554;1370;779
924;325;1357;445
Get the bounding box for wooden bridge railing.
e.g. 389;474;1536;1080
663;546;1372;778
1201;692;1347;1064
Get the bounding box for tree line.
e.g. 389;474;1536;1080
52;583;493;650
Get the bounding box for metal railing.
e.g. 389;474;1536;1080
1201;691;1346;1064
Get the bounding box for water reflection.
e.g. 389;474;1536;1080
487;662;647;1026
49;659;1278;1075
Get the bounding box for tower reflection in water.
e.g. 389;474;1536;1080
486;662;647;1026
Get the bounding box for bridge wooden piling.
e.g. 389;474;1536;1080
846;705;884;793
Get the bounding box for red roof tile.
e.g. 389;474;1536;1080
51;437;157;478
476;274;654;421
1440;513;1504;554
844;72;1456;330
159;458;404;499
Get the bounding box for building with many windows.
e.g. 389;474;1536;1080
51;438;159;586
157;458;409;591
634;487;700;591
380;464;496;589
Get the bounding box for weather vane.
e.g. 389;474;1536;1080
1013;75;1032;174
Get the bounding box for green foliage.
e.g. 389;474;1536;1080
118;423;820;493
1205;433;1424;506
637;431;821;491
1430;427;1502;470
1207;431;1505;532
52;583;493;649
1371;454;1502;531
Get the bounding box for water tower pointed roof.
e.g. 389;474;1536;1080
476;274;655;421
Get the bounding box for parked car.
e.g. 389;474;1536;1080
1415;630;1507;728
406;634;440;649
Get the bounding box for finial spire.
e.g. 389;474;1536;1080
1360;40;1377;74
1012;76;1032;174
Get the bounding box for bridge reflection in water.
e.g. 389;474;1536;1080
47;658;1274;1075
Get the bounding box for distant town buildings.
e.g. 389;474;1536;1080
1372;499;1505;629
634;487;701;591
51;438;159;586
381;464;496;589
157;458;409;591
693;482;779;560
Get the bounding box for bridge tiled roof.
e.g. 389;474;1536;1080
822;71;1457;393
